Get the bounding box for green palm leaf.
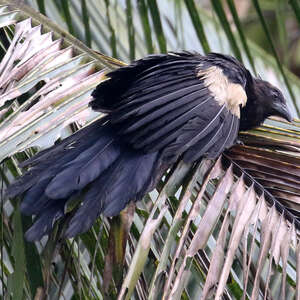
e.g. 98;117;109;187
1;1;299;299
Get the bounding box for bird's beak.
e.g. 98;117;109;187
271;102;293;122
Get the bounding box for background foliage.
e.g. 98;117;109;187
0;0;300;299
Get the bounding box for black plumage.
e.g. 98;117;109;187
6;52;292;241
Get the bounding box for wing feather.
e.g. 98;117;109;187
117;83;206;131
129;93;213;150
91;52;247;164
168;105;226;155
124;91;207;142
182;113;239;162
113;74;197;114
118;73;196;103
130;60;202;85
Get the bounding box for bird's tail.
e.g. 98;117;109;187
6;118;163;241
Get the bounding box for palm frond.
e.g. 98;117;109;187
0;1;300;299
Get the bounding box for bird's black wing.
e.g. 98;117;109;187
7;52;252;240
91;52;248;163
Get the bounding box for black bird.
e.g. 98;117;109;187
7;52;292;241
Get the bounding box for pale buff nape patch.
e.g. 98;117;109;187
197;66;247;117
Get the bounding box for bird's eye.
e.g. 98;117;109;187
271;90;282;101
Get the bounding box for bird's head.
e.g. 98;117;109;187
240;78;292;131
255;79;292;122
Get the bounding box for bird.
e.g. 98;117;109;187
6;52;292;241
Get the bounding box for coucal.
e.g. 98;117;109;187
7;52;292;241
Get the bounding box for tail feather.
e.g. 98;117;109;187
21;177;54;215
6;166;61;199
21;194;53;216
7;120;163;240
6;122;114;198
6;120;109;198
102;152;159;216
64;151;160;237
76;141;120;189
45;134;120;199
25;203;65;241
19;117;108;168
